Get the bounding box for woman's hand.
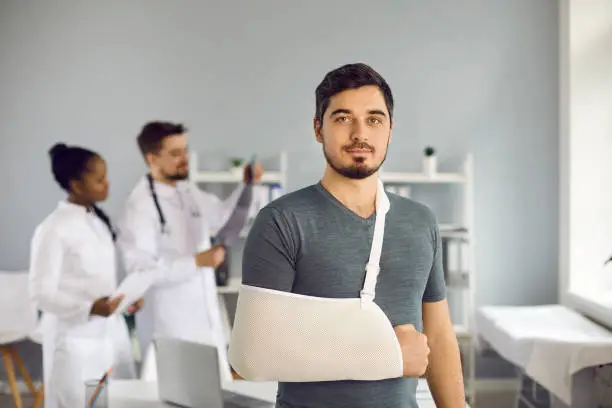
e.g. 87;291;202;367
90;295;124;317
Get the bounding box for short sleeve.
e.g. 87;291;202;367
422;219;447;302
242;206;299;292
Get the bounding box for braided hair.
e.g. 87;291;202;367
48;143;116;240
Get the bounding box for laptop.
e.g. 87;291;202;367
154;337;274;408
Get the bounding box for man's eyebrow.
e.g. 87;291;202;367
368;109;387;117
329;109;352;117
329;108;387;117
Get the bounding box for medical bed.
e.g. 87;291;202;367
476;304;612;407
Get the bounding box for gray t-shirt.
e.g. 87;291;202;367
242;182;446;408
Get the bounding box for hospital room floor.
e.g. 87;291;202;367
0;390;516;407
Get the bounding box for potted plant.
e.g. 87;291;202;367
423;146;437;176
229;157;244;176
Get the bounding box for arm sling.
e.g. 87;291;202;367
228;179;404;382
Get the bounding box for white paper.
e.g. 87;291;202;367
112;273;155;315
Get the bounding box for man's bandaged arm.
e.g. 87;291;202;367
234;206;403;382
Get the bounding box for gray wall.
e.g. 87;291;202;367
0;0;558;381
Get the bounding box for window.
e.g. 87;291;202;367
559;0;612;328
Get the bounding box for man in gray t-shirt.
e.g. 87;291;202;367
241;63;465;408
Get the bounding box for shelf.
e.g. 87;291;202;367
380;172;466;184
191;171;283;184
446;272;470;289
453;324;472;338
439;224;469;240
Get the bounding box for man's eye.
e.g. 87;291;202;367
335;116;350;123
370;117;382;124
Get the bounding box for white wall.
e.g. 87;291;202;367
560;0;612;310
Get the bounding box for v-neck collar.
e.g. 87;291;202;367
314;182;376;225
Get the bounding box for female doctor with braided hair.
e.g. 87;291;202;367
29;143;141;408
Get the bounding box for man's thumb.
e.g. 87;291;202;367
394;324;416;333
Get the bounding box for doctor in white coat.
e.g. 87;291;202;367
117;121;262;381
29;143;140;408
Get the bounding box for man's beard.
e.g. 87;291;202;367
162;169;189;182
322;140;388;180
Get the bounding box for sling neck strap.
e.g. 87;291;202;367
360;179;390;304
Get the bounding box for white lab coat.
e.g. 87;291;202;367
117;177;245;381
29;201;136;408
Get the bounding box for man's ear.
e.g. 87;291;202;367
144;152;156;168
314;118;323;144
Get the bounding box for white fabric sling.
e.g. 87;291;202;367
228;179;404;382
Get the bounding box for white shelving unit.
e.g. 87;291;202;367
380;154;476;402
189;151;288;186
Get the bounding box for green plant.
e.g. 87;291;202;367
230;157;244;168
424;146;436;157
605;255;612;266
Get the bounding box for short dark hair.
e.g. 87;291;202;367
137;121;187;156
315;63;394;124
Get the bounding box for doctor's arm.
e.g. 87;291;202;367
29;227;94;325
422;223;465;407
197;183;254;233
117;203;223;287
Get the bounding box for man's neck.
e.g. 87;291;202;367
149;169;177;187
320;166;378;218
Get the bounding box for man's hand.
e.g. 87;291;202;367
243;161;264;184
127;298;144;314
394;324;430;377
90;295;125;317
195;245;226;268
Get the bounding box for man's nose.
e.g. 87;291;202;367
350;119;368;142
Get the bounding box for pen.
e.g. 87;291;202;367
88;367;112;408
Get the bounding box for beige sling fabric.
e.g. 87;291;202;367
228;179;403;382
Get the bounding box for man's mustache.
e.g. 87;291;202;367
344;142;374;152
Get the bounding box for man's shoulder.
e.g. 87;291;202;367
387;193;437;225
124;177;151;208
249;184;324;235
263;184;322;215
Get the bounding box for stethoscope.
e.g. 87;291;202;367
146;173;201;235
